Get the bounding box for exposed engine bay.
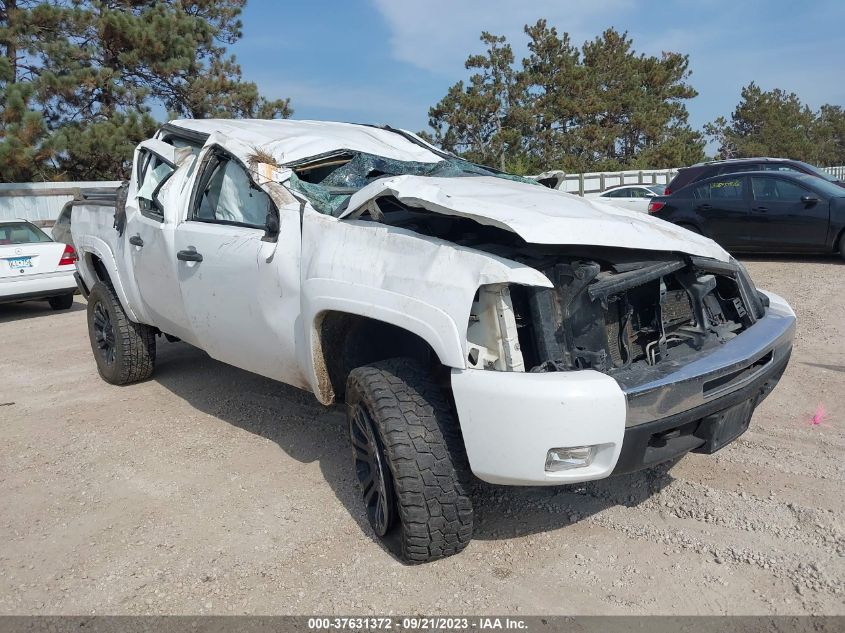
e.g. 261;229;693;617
349;195;766;384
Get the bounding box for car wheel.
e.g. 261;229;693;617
48;294;74;310
346;358;474;563
86;281;156;385
838;232;845;260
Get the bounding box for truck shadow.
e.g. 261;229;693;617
152;341;675;555
0;298;84;324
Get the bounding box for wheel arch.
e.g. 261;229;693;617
304;289;466;405
76;239;142;322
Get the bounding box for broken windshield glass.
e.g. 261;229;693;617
286;151;538;216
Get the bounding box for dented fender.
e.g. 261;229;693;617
299;208;552;403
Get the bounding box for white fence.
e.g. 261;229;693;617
534;165;845;195
0;181;122;225
825;165;845;180
534;168;678;195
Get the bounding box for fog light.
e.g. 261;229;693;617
545;446;597;472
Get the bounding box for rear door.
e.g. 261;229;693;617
690;176;751;249
124;141;193;339
749;176;829;251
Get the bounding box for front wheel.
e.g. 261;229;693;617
86;282;156;385
346;358;474;563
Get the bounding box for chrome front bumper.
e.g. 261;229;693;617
618;290;796;427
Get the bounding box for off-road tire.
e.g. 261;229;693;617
86;281;156;385
346;358;473;563
48;293;74;310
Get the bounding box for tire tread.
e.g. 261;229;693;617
87;282;155;384
347;358;473;563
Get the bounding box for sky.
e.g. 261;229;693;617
230;0;845;150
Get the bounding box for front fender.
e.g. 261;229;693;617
302;278;465;404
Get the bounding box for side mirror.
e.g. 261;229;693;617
264;210;280;239
801;195;819;205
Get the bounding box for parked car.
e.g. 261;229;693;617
70;119;795;562
587;184;666;213
649;171;845;257
0;219;77;309
665;157;844;195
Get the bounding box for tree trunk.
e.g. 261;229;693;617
2;0;18;82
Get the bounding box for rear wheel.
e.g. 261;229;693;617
86;282;156;385
48;294;74;310
346;358;473;563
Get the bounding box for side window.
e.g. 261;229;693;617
752;177;808;202
194;155;273;228
692;183;710;200
718;164;758;175
630;188;650;198
605;188;628;198
136;149;175;217
707;177;744;200
762;164;800;173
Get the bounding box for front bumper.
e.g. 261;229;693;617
450;290;795;485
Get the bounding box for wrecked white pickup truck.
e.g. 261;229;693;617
71;119;795;563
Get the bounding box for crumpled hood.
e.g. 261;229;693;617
340;175;730;262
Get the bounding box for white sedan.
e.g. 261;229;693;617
0;219;78;310
587;184;666;213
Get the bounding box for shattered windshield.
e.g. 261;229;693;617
286;151;538;216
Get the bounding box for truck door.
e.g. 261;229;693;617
172;147;302;384
124;141;193;340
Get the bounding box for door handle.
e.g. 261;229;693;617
753;206;769;213
699;204;712;211
129;235;144;247
176;249;203;262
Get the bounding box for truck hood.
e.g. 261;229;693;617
340;175;729;262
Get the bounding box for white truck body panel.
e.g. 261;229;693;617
451;367;627;485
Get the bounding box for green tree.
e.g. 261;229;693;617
0;0;292;181
813;104;845;166
704;83;816;161
425;32;531;172
424;24;704;174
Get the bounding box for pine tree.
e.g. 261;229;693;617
704;83;816;161
425;32;531;172
423;24;704;174
0;0;292;181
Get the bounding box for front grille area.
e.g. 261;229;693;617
514;253;754;374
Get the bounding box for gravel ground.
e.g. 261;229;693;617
0;257;843;615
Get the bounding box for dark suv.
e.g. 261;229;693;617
666;158;844;195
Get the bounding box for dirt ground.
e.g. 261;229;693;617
0;257;842;615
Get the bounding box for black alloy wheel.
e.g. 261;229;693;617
349;403;396;537
92;301;116;366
